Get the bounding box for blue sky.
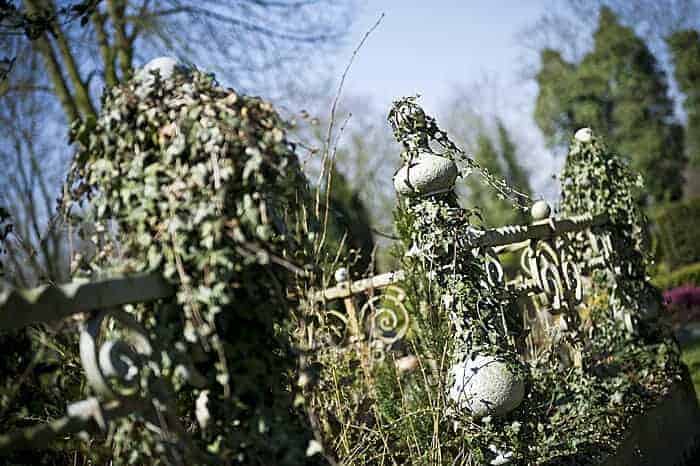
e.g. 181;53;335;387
329;1;562;198
335;1;548;112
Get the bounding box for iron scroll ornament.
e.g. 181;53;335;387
79;308;154;399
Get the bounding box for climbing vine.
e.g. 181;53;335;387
63;62;320;465
560;128;661;329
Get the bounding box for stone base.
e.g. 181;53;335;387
602;368;700;466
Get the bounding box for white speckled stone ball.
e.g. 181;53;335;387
531;200;552;220
449;355;525;418
137;56;181;81
393;152;458;197
334;267;349;283
574;127;593;143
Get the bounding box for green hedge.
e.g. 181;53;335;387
653;198;700;268
653;262;700;290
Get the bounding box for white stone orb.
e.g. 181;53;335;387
393;152;458;197
531;200;552;221
574;127;593;143
334;267;349;283
449;355;525;418
137;56;181;81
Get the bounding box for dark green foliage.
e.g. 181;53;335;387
535;49;577;148
64;67;319;464
535;7;686;202
680;338;700;401
668;29;700;167
325;168;375;277
0;328;87;465
653;262;700;289
653;197;700;269
464;122;532;227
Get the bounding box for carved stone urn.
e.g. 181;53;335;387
393;152;458;197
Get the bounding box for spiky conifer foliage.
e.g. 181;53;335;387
535;6;685;202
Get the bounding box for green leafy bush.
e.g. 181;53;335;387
64;65;320;465
653;198;700;268
653;262;700;289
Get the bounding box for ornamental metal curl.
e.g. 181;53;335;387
79;308;153;399
362;286;410;345
483;248;505;287
324;271;410;353
520;238;584;314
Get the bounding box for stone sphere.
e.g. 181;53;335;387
531;200;552;220
574;127;593;143
449;355;525;418
393;152;458;197
138;56;181;81
334;267;349;283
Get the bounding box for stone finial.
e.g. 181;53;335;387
334;267;349;283
393;152;458;197
531;200;552;221
449;355;525;418
574;127;593;143
137;57;182;81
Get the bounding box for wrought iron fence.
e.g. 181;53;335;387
313;203;614;368
0;203;648;454
0;274;182;455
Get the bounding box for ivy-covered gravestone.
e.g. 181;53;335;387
64;58;319;465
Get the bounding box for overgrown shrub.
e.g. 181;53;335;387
653;262;700;290
0;328;87;465
663;285;700;326
653;198;700;268
63;63;321;465
302;104;684;465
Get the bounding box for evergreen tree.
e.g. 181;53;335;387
325;167;376;277
464;122;532;226
668;30;700;167
535;6;686;202
535;49;577;149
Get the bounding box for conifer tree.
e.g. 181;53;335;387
535;6;685;202
668;30;700;167
325;167;375;277
464;122;531;226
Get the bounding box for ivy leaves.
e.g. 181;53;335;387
64;65;316;464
